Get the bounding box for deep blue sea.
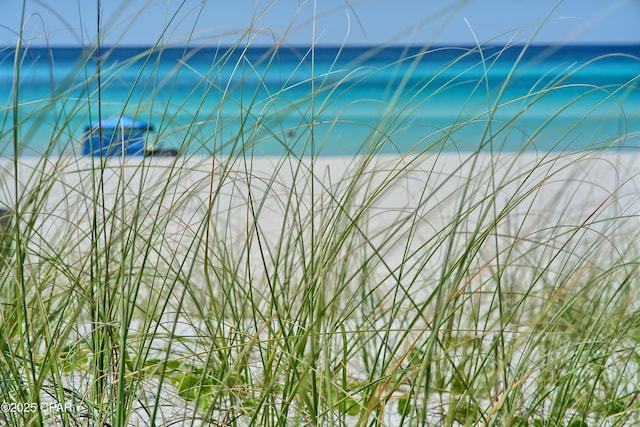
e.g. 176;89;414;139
1;44;639;156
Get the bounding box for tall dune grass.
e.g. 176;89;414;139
1;1;640;426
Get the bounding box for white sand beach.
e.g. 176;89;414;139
1;151;638;320
2;151;638;280
1;151;639;426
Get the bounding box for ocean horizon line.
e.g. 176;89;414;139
4;42;640;51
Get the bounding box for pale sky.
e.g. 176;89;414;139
1;0;639;47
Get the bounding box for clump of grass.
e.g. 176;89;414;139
1;1;640;426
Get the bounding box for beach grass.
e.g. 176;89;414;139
1;1;640;426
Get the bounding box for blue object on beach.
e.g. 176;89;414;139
83;116;154;157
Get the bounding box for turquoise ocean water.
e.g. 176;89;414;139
1;44;639;156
